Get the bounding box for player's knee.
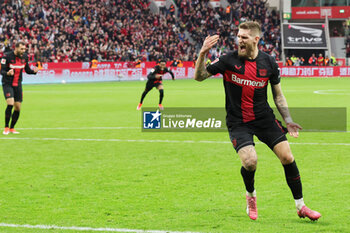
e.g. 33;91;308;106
6;99;14;105
280;153;294;165
243;157;257;171
14;104;21;111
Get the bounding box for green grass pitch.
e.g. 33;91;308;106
0;77;349;233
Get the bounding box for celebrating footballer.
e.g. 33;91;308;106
194;21;321;221
1;41;38;134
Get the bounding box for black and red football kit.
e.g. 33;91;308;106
207;51;287;152
1;51;36;102
139;65;175;106
146;65;174;90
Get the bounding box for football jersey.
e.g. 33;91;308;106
1;51;36;86
206;50;280;127
147;65;174;83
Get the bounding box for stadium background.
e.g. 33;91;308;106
0;0;350;233
0;0;349;83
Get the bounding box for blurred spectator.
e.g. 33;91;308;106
346;44;350;58
324;56;330;66
290;55;297;64
344;22;349;37
171;59;183;67
308;54;317;66
344;21;350;62
285;57;293;66
293;57;300;66
135;57;142;68
330;54;337;66
317;53;324;66
169;4;176;15
332;27;340;37
225;5;231;21
91;59;98;69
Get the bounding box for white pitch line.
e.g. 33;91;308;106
313;90;350;95
1;137;350;146
0;137;216;144
288;142;350;146
15;127;350;133
17;127;139;130
0;223;200;233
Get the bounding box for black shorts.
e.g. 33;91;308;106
228;118;287;152
146;80;162;90
2;84;23;102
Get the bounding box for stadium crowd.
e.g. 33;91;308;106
0;0;196;62
174;0;281;61
0;0;281;62
285;54;337;66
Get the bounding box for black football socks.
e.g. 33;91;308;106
241;166;256;193
10;110;20;129
140;89;150;104
283;160;303;199
159;89;164;104
5;105;13;127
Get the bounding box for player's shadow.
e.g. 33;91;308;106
289;218;331;226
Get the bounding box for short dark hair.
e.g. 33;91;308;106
239;21;262;36
15;41;26;48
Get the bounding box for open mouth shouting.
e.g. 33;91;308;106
239;44;247;53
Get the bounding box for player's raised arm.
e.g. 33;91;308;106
194;35;219;82
24;60;38;74
271;83;302;138
167;68;175;80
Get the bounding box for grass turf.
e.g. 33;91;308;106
0;77;349;232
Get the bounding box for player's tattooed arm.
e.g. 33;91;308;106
271;83;291;122
272;83;302;138
194;53;211;81
194;35;219;82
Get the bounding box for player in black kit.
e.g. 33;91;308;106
1;41;38;134
194;22;321;221
137;60;175;110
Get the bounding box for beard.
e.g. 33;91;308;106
238;42;254;59
15;50;25;58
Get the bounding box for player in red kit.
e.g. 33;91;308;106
1;42;38;134
317;53;324;66
194;22;321;221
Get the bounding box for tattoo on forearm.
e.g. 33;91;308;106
194;53;211;81
274;94;292;123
